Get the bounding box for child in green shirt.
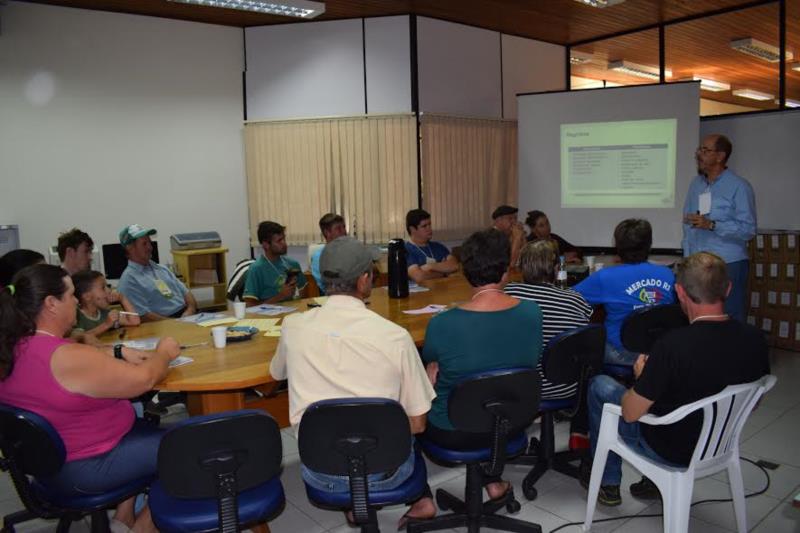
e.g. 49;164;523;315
73;270;141;336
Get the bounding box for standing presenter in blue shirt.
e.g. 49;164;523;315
682;134;756;322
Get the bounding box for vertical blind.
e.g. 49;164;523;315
420;114;518;241
244;114;418;245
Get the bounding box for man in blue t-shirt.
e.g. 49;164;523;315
575;219;675;365
404;209;459;284
309;213;347;294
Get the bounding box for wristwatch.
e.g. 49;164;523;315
113;344;124;360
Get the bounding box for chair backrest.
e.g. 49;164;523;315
620;304;688;354
298;398;411;476
448;368;540;433
542;324;606;386
157;410;282;499
226;258;255;302
0;403;65;478
307;243;325;266
677;375;777;468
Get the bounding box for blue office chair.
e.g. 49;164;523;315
298;398;429;533
608;304;688;381
149;410;285;533
0;403;152;533
411;368;542;533
515;325;606;501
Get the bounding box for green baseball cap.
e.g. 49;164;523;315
320;236;376;281
119;224;156;246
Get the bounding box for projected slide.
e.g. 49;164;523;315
561;119;677;208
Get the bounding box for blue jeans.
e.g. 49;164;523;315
725;260;749;323
42;419;164;495
604;342;638;366
588;375;676;486
302;443;416;493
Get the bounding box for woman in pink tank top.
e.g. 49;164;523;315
0;264;180;533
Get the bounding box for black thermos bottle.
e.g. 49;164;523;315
387;238;409;298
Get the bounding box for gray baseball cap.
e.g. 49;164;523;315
320;236;376;280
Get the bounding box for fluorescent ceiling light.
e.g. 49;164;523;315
166;0;325;18
784;99;800;108
573;0;625;7
732;88;774;101
608;60;672;81
730;38;793;63
570;50;594;65
791;63;800;72
689;76;730;92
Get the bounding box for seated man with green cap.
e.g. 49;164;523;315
117;224;198;322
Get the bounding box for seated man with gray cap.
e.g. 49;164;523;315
270;236;437;528
117;224;198;322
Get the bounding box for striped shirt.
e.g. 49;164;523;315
505;282;593;399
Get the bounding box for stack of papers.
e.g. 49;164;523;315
235;318;280;330
178;312;226;324
408;283;430;294
402;304;447;315
122;338;160;350
197;317;238;327
246;304;297;316
169;356;194;368
263;325;282;337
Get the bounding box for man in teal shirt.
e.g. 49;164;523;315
244;221;307;304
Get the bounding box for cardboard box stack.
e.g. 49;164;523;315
747;230;800;351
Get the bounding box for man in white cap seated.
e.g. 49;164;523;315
117;224;198;322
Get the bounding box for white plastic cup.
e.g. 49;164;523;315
233;301;247;319
211;326;228;348
594;262;605;272
585;256;595;270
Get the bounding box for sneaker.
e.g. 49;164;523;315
629;476;661;500
598;485;622;506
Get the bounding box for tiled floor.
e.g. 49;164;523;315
2;348;798;532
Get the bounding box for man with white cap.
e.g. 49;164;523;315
117;224;197;322
270;236;436;528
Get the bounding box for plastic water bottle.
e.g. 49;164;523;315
556;255;568;289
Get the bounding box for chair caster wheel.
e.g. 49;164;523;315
522;479;538;501
506;499;521;513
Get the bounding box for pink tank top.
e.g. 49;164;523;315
0;335;135;462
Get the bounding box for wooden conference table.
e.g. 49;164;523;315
104;274;481;426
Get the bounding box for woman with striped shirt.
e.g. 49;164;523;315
505;240;593;446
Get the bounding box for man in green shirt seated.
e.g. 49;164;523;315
244;221;307;304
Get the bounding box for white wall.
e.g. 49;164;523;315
246;19;366;119
365;16;412;113
417;17;502;118
501;34;566;119
700;110;800;230
0;2;250;275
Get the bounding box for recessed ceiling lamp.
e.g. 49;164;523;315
688;76;731;92
570;50;594;65
166;0;325;18
791;63;800;72
608;60;672;81
573;0;625;7
732;88;774;101
730;38;793;63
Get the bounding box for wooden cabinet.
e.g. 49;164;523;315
171;247;228;311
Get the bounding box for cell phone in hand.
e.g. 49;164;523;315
286;269;301;283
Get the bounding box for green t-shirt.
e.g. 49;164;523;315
422;299;543;430
75;308;110;332
243;255;307;302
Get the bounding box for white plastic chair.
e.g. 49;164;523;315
583;374;776;533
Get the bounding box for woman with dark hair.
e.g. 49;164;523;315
524;210;581;263
422;229;542;500
0;249;45;287
0;264;179;532
574;219;676;365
